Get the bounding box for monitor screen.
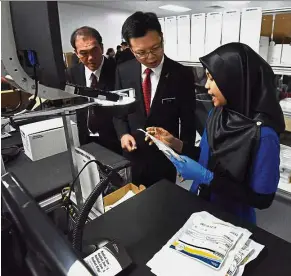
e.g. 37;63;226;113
9;1;66;90
1;172;94;276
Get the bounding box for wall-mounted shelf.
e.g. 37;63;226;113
178;61;291;76
272;66;291;76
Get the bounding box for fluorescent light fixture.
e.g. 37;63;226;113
226;1;251;5
159;4;192;12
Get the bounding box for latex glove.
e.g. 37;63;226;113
170;155;213;184
145;127;183;153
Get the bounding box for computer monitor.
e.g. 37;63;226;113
9;1;66;89
1;172;94;276
1;1;74;100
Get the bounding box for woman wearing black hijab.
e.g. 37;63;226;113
146;42;285;223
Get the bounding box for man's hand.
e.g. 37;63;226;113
121;134;137;152
146;127;183;153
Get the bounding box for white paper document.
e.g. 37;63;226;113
138;129;184;162
147;212;264;276
165;16;178;60
205;12;223;55
104;191;136;212
177;15;191;61
191;13;206;62
222;10;241;45
240;7;262;53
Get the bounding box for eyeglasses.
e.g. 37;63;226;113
132;43;163;59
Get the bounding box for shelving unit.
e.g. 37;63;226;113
178;61;291;76
176;7;291;199
175;7;291;76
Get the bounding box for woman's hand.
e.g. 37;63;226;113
145;127;183;153
170;155;213;184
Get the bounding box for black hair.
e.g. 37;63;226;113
70;26;103;49
122;12;162;45
117;45;122;51
121;42;128;47
106;48;114;55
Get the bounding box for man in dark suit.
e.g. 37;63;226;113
66;26;121;154
116;42;135;65
113;12;196;186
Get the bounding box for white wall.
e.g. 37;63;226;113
58;3;131;53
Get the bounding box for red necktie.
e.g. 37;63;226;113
90;73;98;89
88;73;99;133
142;68;152;115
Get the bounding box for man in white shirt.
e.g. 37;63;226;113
113;12;196;186
66;26;120;154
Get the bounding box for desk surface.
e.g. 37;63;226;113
83;180;291;276
2;131;73;200
2;131;130;201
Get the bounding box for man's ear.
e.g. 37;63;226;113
74;49;79;58
160;33;164;44
100;43;104;54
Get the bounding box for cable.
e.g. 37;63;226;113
22;51;38;111
65;160;99;209
72;172;113;252
64;159;105;232
64;159;116;236
1;122;9;130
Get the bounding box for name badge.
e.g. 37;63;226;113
162;97;176;104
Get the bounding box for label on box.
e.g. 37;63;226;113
84;241;132;276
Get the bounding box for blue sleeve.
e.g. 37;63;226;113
190;129;210;193
250;130;280;194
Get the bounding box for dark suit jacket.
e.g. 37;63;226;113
113;56;196;185
116;48;135;65
66;57;120;153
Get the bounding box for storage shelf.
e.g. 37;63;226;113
178;61;291;76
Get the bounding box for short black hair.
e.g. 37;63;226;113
121;42;128;47
122;12;162;45
117;45;122;51
70;26;103;49
106;48;114;55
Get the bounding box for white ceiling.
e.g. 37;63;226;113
62;1;291;16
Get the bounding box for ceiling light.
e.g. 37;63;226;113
159;5;192;12
226;1;251;5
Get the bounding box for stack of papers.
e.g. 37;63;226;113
279;145;291;193
147;212;264;276
104;191;136;212
280;98;291;116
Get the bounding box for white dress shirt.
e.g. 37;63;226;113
141;55;165;106
84;56;104;87
85;57;104;137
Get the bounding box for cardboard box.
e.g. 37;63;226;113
281;44;291;66
284;116;291;132
103;183;146;210
20;118;79;161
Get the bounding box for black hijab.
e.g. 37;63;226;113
199;42;285;184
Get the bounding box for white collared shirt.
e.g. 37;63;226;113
84;56;104;87
85;56;104;137
141;55;165;106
